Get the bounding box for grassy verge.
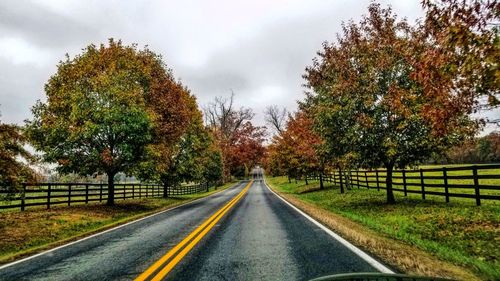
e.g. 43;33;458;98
0;181;237;264
266;176;499;280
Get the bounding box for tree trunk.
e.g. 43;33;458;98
305;176;308;185
288;174;291;183
339;168;344;194
163;179;169;198
319;173;324;189
106;172;116;206
385;164;396;204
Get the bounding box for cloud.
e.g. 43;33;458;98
0;0;97;49
0;0;453;132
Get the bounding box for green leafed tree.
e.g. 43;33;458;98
25;39;190;205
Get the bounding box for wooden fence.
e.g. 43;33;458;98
0;182;214;211
305;164;500;206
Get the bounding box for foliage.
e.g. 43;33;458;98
420;0;500;120
0;119;36;192
225;121;266;177
143;95;222;188
204;93;265;180
441;131;500;163
303;3;479;203
266;111;324;181
25;39;190;205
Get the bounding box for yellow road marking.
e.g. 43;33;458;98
135;180;253;281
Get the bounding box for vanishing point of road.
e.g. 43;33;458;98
0;175;393;281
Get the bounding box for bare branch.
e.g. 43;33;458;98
203;91;254;139
264;105;287;135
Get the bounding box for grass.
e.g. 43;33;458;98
267;172;500;280
0;181;237;264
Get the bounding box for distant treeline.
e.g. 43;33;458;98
431;132;500;164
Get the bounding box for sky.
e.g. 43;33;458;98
0;0;497;134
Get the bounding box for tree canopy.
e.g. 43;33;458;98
267;1;497;204
25;39;192;205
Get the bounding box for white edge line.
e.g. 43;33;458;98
262;178;394;274
0;181;243;270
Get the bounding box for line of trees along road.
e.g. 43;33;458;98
0;39;265;206
265;0;499;203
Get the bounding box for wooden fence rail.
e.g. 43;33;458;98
305;164;500;206
0;182;215;211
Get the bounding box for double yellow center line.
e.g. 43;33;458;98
135;180;253;281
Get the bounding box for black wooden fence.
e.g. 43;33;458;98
305;164;500;206
0;182;215;211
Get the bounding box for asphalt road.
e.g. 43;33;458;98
0;179;390;281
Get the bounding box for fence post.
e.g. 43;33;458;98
68;184;72;206
356;170;360;188
132;184;135;199
365;171;369;189
21;183;26;211
376;170;380;191
123;185;126;200
443;167;449;203
402;169;407;196
85;184;89;204
420;169;425;200
472;165;481;206
47;183;51;209
99;183;103;202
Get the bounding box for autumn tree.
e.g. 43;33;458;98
265;111;327;186
304;4;478;203
204;93;264;180
0;115;36;193
267;134;298;181
25;39;191;205
140;94;223;192
226;121;266;178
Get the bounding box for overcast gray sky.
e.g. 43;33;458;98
0;0;496;133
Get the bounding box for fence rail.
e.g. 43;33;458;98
0;182;215;211
305;164;500;206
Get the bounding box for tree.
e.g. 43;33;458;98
264;105;287;135
204;93;263;180
204;92;254;140
445;132;500;163
0;117;36;193
226;121;266;178
284;112;325;186
144;95;223;193
25;39;191;205
265;111;326;187
202;141;224;185
304;3;477;203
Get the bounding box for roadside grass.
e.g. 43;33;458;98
266;174;500;280
0;181;237;264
